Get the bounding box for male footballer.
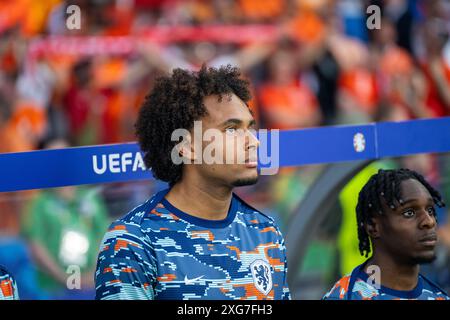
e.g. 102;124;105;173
324;168;449;300
95;65;290;300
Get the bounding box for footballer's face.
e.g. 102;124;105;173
372;179;438;265
189;93;260;188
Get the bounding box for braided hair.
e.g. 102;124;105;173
356;168;445;258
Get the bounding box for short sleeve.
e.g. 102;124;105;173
95;221;157;300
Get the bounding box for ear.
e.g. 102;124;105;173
365;216;381;239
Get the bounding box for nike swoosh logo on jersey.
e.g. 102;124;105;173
184;275;205;285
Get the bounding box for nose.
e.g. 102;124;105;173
246;129;260;150
419;210;437;230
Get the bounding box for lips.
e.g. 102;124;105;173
244;156;258;168
419;233;438;246
244;159;258;168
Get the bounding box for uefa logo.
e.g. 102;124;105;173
353;133;366;153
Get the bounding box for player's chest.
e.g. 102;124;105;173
148;228;284;299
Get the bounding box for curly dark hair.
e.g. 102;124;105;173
135;64;252;186
356;168;445;258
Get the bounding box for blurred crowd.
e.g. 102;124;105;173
0;0;450;299
0;0;449;152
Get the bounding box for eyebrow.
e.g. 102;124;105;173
220;118;256;127
400;198;434;206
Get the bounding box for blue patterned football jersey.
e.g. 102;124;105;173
0;266;19;300
95;188;291;300
323;262;449;300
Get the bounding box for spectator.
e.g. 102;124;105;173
21;138;110;299
420;18;450;117
258;45;322;130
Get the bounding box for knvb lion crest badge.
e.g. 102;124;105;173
250;259;272;295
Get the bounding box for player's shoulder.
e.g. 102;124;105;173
98;198;158;260
0;265;18;300
113;188;170;226
323;274;352;300
109;200;150;231
420;274;450;300
323;265;381;301
103;190;167;240
233;193;277;226
0;265;13;279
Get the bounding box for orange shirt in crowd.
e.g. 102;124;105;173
338;68;379;115
0;104;47;154
378;46;416;119
0;104;44;234
288;9;325;46
0;0;61;37
0;123;33;154
422;58;450;117
239;0;284;21
258;80;319;130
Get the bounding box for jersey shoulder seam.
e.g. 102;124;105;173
233;193;276;224
420;273;449;297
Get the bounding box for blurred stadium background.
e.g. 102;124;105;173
0;0;449;299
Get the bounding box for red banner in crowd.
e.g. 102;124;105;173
27;25;277;57
24;25;278;73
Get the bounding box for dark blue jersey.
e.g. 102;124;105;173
323;262;449;300
0;266;19;300
95;188;291;300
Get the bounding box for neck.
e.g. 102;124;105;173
165;176;233;221
365;249;420;291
